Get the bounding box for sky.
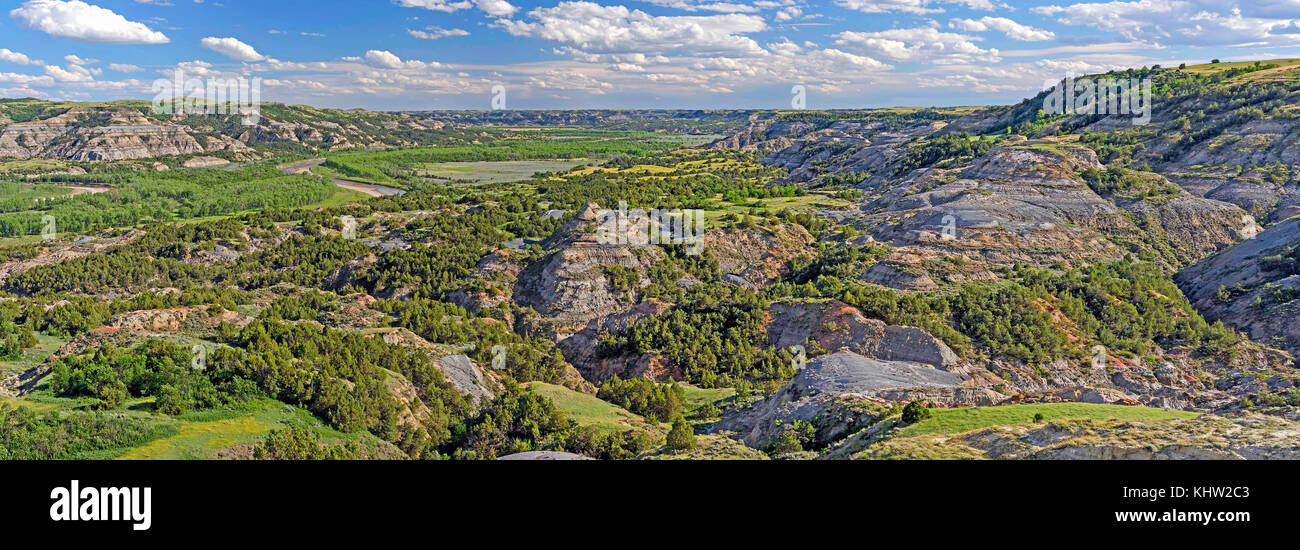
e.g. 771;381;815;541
2;0;1300;110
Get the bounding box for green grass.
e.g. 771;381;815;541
115;398;350;460
417;160;594;184
1182;58;1300;73
696;191;853;229
894;403;1198;438
681;384;735;415
302;185;368;209
526;382;660;434
0;332;66;370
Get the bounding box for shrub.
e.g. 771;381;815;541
666;416;696;451
901;401;931;424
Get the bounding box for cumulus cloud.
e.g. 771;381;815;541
0;48;41;65
474;0;518;17
835;27;1000;64
0;72;56;86
1032;0;1300;47
774;6;802;21
499;1;768;57
109;63;144;72
363;49;438;70
364;50;407;69
200;37;266;62
64;54;97;65
10;0;170;44
45;62;96;82
950;16;1054;41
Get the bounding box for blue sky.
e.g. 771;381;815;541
3;0;1300;110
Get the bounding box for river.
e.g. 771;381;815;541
280;158;406;197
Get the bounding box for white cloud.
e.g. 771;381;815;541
200;37;266;62
950;16;1055;41
363;49;438;70
835;0;1003;15
0;48;41;65
408;26;470;39
10;0;170;44
1032;0;1300;47
499;1;768;57
474;0;518;17
0;72;56;86
45;63;95;82
639;0;761;12
394;0;473;13
364;50;407;69
774;6;802;21
64;54;97;65
913;53;1154;94
835;27;1000;64
109;63;144;72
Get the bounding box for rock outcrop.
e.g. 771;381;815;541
515;203;663;331
1177;218;1300;360
704;224;814;288
765;299;960;368
860;415;1300;460
713;350;1000;448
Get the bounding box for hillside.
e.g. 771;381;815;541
0;98;479;165
1;60;1299;461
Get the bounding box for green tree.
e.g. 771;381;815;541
666;416;696;451
901;401;931;424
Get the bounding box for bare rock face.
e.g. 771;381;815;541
182;156;231;169
436;354;497;406
1177;218;1300;360
862;415;1300;460
793;350;969;392
515;203;663;330
497;451;595;460
515;242;658;328
707;119;810;153
704;224;814;288
859;261;939;291
765;299;960;368
840;144;1250;272
713;350;999;448
0;121;66;158
49;125;205;161
377;328;499;406
750;120;942;184
0;106;211;161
